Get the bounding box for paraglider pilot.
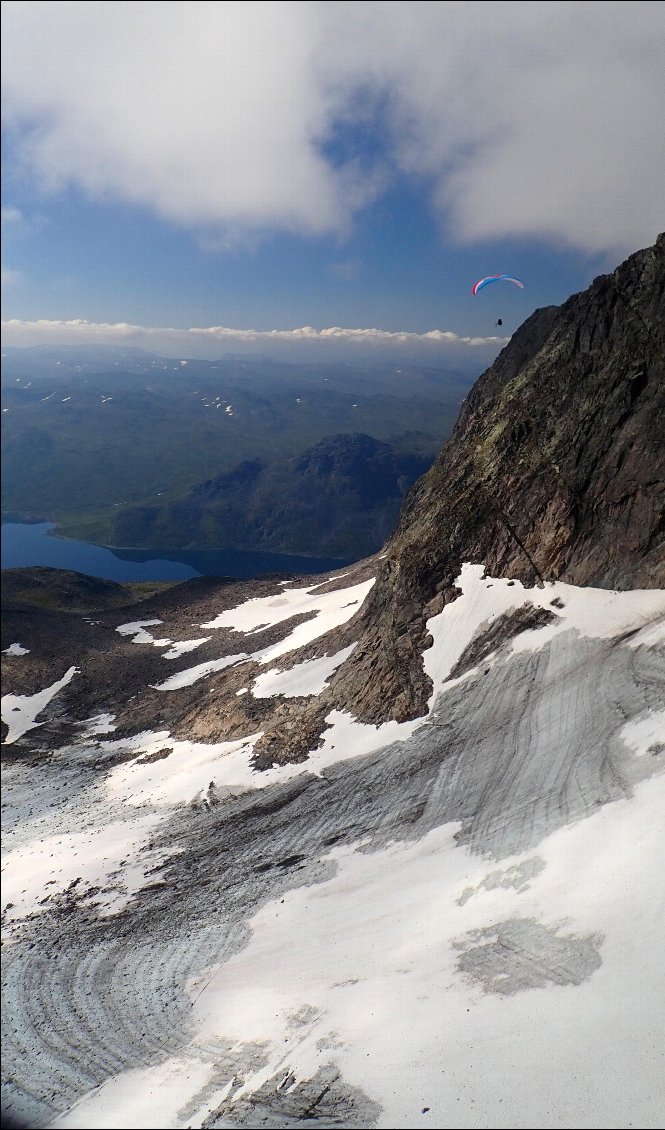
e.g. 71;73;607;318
472;276;523;329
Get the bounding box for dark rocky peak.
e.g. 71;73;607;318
324;234;664;725
113;432;432;559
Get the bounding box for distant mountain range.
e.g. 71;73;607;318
1;350;474;555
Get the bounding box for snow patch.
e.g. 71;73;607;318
103;731;264;807
201;578;374;634
77;713;117;738
155;580;373;690
1;667;78;745
152;652;249;691
162;637;211;660
115;619;171;646
423;563;665;695
252;645;357;698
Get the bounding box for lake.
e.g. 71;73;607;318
1;521;355;583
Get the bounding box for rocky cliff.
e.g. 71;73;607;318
326;234;664;724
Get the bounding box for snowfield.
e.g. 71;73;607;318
2;565;664;1129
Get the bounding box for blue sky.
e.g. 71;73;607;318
2;1;663;366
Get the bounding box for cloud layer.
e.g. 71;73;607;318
1;317;505;363
2;2;663;254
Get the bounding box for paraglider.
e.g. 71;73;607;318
472;275;524;295
472;274;524;328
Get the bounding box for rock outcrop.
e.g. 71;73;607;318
327;235;665;723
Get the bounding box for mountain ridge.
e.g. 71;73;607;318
325;234;665;725
1;352;472;552
112;432;431;558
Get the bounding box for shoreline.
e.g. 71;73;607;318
1;514;355;562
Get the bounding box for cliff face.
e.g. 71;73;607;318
328;235;665;723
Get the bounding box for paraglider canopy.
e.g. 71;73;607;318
472;274;524;295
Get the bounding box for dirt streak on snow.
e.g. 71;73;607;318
1;812;169;925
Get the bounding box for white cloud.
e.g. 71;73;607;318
0;316;506;361
1;267;21;288
1;0;358;236
1;206;23;227
2;2;663;254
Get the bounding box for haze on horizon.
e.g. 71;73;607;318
2;1;664;364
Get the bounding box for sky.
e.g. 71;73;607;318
1;1;664;365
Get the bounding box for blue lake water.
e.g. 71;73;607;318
1;522;354;583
